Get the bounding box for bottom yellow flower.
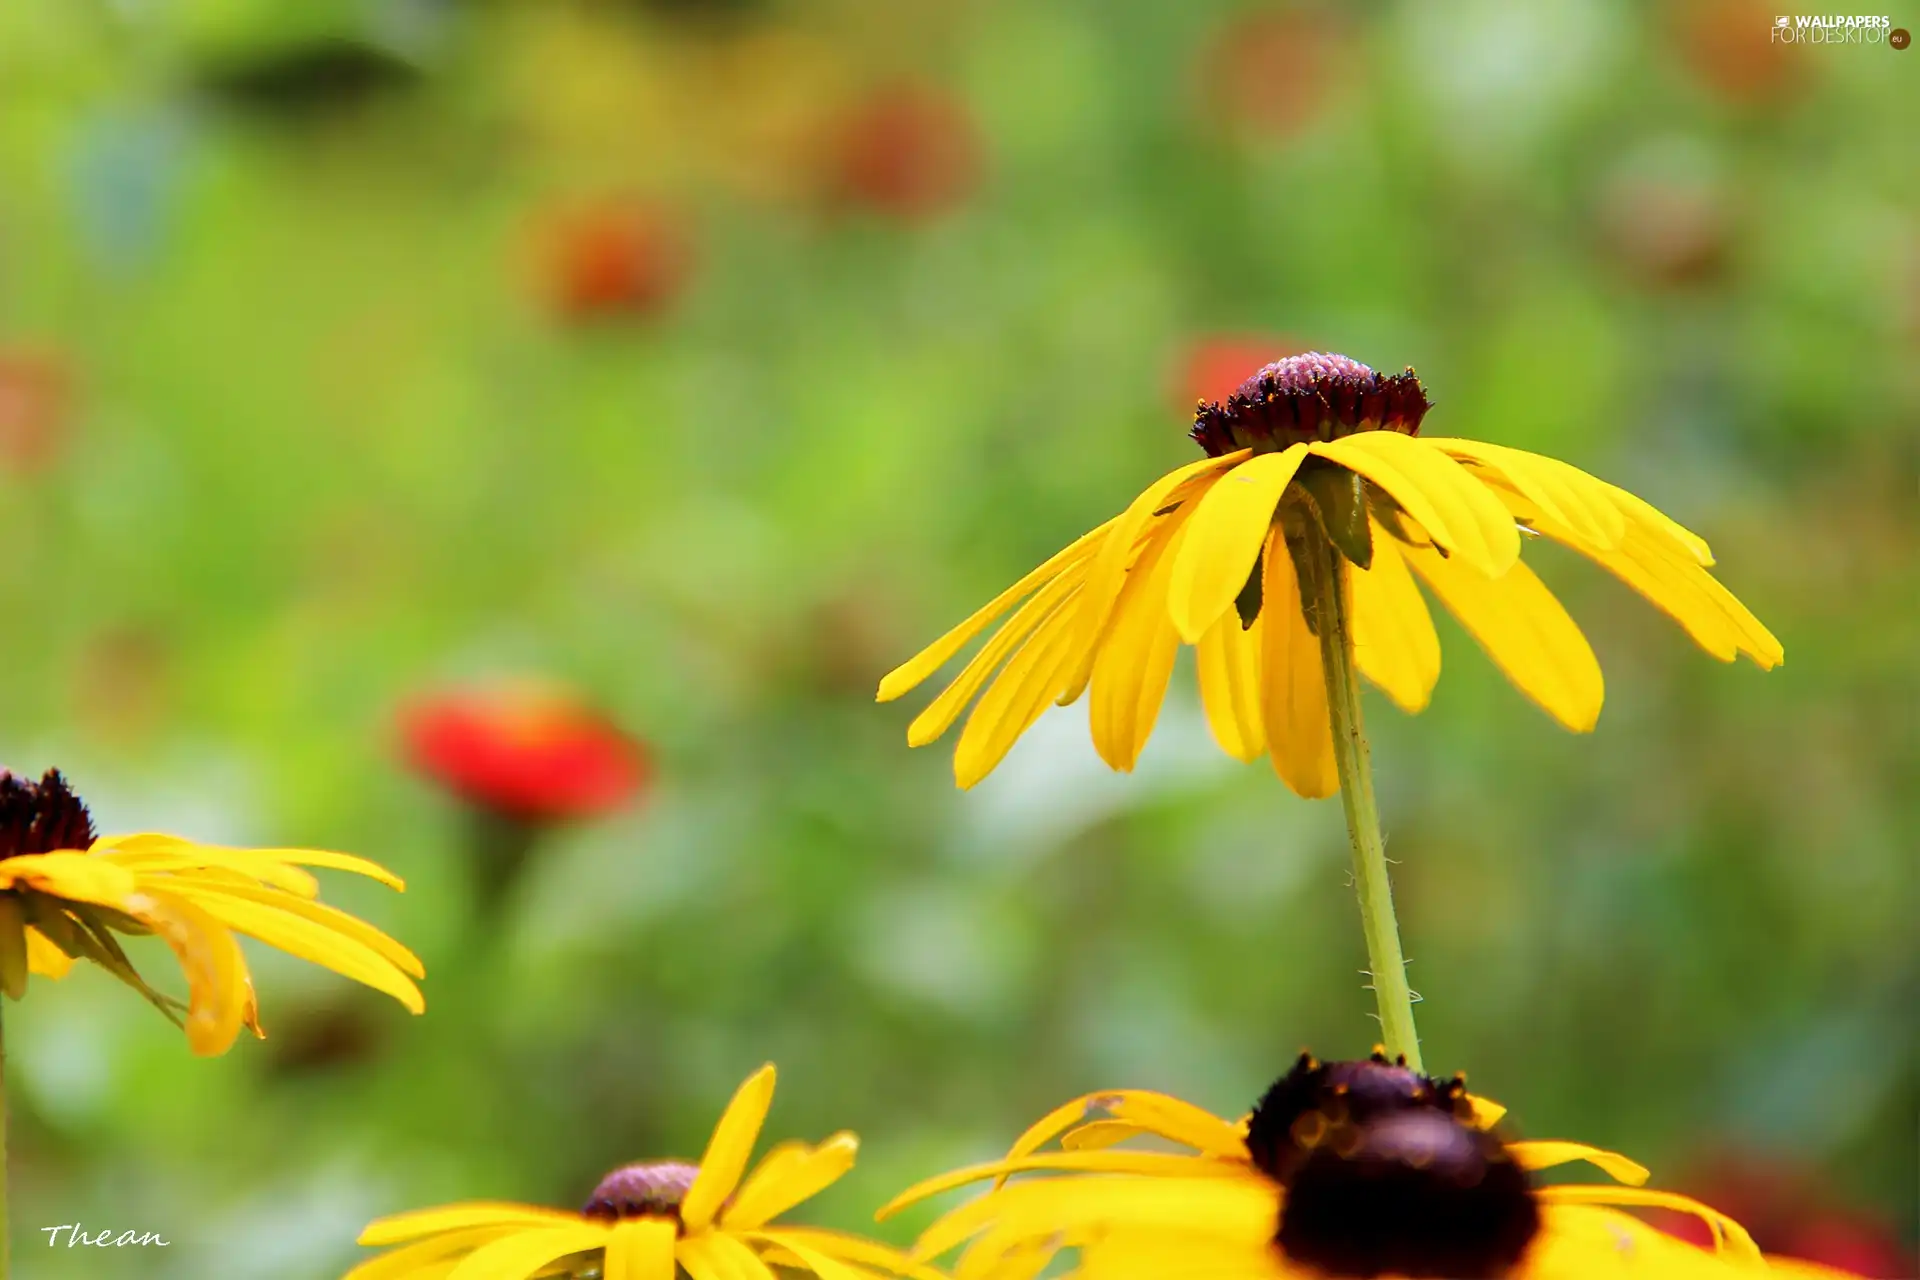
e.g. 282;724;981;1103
349;1064;941;1280
881;1051;1781;1280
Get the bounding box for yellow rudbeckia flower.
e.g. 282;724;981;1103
880;1051;1774;1280
0;768;423;1056
347;1064;943;1280
879;353;1781;795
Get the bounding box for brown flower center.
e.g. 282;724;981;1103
1190;352;1431;457
0;769;96;858
580;1160;700;1223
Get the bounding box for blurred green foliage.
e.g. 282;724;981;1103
0;0;1914;1276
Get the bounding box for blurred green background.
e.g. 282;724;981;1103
1;0;1914;1275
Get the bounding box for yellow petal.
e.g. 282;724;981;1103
94;836;407;893
603;1219;676;1280
737;1231;869;1280
1402;543;1604;732
1096;1091;1249;1159
676;1231;779;1280
906;568;1084;748
877;519;1116;704
750;1228;944;1280
126;890;250;1056
1195;609;1267;762
1165;446;1310;643
1313;433;1520;578
0;854;139;906
1088;504;1191;771
1077;454;1248;644
989;1094;1106;1190
360;1205;585;1249
1259;528;1337;798
877;1151;1240;1223
681;1064;779;1232
1509;1140;1650;1185
23;926;73;979
1463;1094;1507;1129
1348;531;1441;715
1536;1186;1762;1262
1054;455;1250;706
444;1224;610;1280
163;886;425;1014
343;1227;530;1280
1427;438;1626;550
1602;479;1714;565
1058;1120;1139;1150
951;593;1090;789
165;877;424;978
723;1132;859;1229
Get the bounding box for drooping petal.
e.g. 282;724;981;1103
1165;446;1310;642
360;1205;585;1249
682;1065;780;1232
1402;543;1605;732
125;890;251;1056
737;1230;872;1280
723;1133;859;1229
952;591;1091;788
1073;453;1249;651
879;1152;1243;1223
1537;1186;1762;1262
1427;438;1626;550
676;1231;780;1280
1348;531;1441;715
602;1219;677;1280
751;1228;943;1280
905;567;1086;746
164;877;424;978
1259;527;1337;798
1195;609;1267;762
1509;1141;1650;1185
1056;460;1248;706
876;518;1116;704
444;1224;611;1280
1312;433;1520;578
342;1227;533;1280
94;835;407;893
161;886;424;1014
1088;502;1193;771
23;926;73;979
1091;1091;1250;1159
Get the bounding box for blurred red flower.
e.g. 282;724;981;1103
1654;1154;1914;1278
399;683;650;823
825;82;979;221
535;199;693;322
1673;0;1804;105
0;348;73;471
1195;9;1347;140
1177;334;1302;410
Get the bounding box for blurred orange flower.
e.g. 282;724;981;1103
535;199;693;322
0;348;73;472
1196;9;1348;141
1654;1155;1916;1278
825;82;980;221
399;682;649;823
1179;335;1303;410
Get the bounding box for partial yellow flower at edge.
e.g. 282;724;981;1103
878;1051;1774;1280
878;353;1781;794
0;769;423;1056
346;1064;947;1280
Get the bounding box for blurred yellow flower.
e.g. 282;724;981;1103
347;1064;942;1280
879;353;1781;794
0;769;423;1056
880;1053;1773;1280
